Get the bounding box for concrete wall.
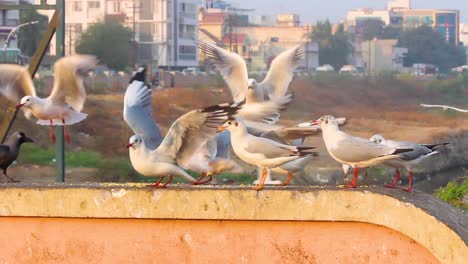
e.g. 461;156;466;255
0;184;466;263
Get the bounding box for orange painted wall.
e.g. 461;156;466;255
0;217;439;264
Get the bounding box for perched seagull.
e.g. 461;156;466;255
369;134;448;192
0;132;34;182
127;103;241;188
420;103;468;113
0;54;97;143
198;39;302;106
312;115;414;188
217;118;318;190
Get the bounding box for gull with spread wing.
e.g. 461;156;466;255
0;54;97;143
312;115;414;189
198;39;303;104
127;103;241;187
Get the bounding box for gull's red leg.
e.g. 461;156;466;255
160;175;173;188
345;167;359;188
384;168;401;189
192;172;207;185
49;120;56;144
197;175;213;185
62;118;70;144
147;176;165;187
402;171;413;192
254;168;268;191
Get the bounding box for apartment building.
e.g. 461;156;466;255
346;0;460;46
0;0;19;49
38;0;198;69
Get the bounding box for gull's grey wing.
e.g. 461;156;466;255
155;103;241;167
331;137;399;163
123;77;163;150
260;44;304;98
244;136;313;159
381;139;433;161
237;93;293;123
215;131;231;159
262;127;320;142
198;40;248;103
0;64;36;118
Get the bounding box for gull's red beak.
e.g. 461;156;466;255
310;120;320;126
16;103;25;109
126;143;133;149
216;125;226;133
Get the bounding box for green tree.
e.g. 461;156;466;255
310;20;350;70
360;19;385;41
76;21;132;70
398;26;466;72
18;1;49;56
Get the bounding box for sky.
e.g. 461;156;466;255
231;0;468;23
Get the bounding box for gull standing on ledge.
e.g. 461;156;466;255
312;115;414;189
0;54;97;143
217;118;318;191
370;134;448;192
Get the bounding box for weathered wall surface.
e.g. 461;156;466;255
0;218;439;264
0;183;466;263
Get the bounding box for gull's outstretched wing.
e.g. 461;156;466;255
198;40;248;102
0;64;36;118
260;44;304;98
155;103;241;167
48;54;97;111
124;67;163;150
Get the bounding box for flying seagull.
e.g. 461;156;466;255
0;54;97;143
420;104;468;113
0;132;34;182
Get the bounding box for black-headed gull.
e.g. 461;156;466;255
369;134;448;192
312;115;414;188
127;102;241;188
198;39;301;107
0;131;34;182
0;54;97;143
217;118;318;190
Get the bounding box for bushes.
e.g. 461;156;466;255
434;177;468;211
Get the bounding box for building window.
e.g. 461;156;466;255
113;1;121;12
88;1;100;9
72;1;83;12
179;45;196;60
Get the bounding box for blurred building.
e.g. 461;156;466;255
276;13;300;27
361;39;408;75
346;0;460;46
460;23;468;46
0;0;20;49
37;0;199;69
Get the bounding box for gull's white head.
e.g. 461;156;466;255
369;134;385;144
16;96;36;109
126;135;143;150
216;118;246;134
311;115;339;128
247;78;257;89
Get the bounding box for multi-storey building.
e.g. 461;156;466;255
346;0;460;46
0;0;19;49
38;0;198;69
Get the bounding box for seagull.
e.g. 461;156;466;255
0;132;34;182
0;54;97;143
217;118;318;190
198;39;302;104
127;102;241;187
369;134;448;192
311;115;414;188
420;103;468;113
